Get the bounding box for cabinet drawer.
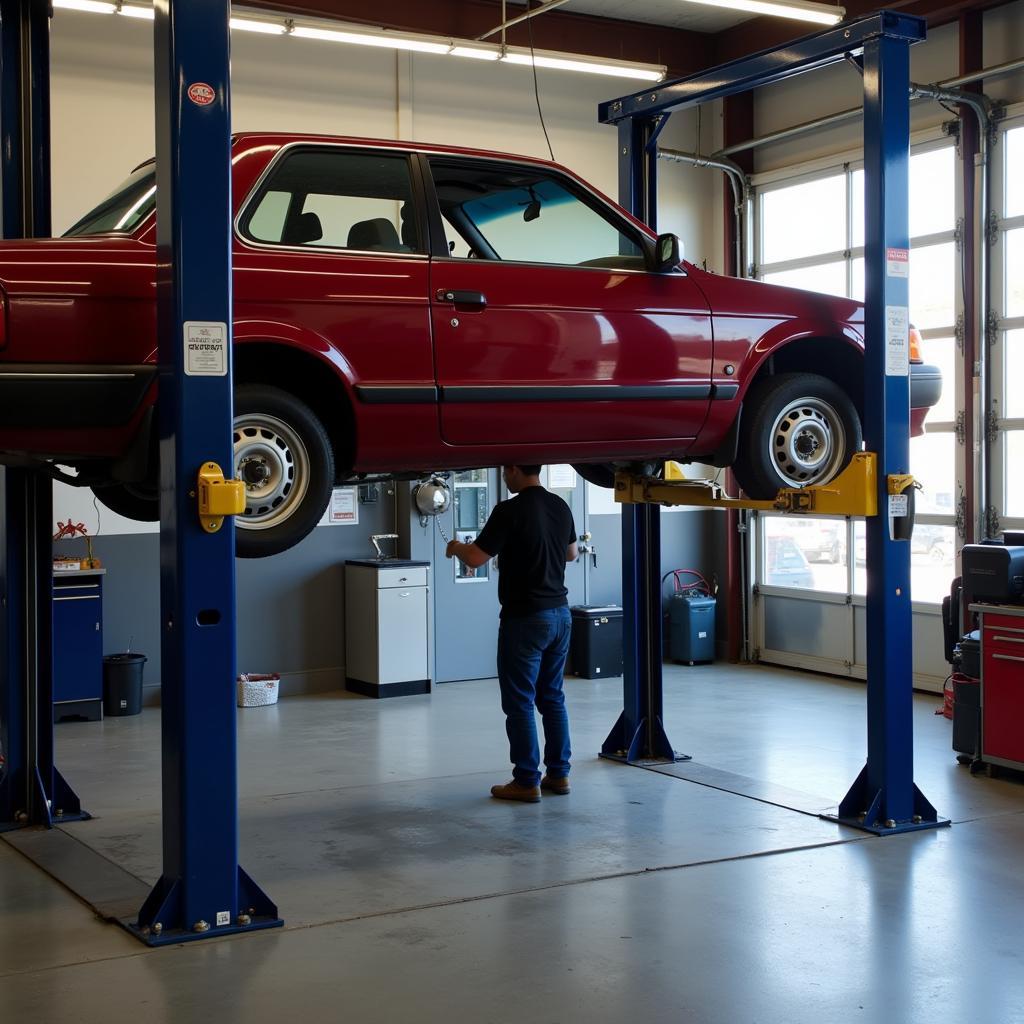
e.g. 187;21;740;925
375;566;428;589
982;646;1024;764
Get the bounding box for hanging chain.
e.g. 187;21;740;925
433;514;451;546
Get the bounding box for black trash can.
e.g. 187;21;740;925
570;606;623;679
103;653;146;717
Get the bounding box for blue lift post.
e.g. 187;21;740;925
599;12;947;834
601;117;685;765
0;0;87;831
130;0;281;944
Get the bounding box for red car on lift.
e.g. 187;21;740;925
0;133;940;558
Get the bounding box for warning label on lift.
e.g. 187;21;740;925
885;305;909;377
184;321;228;376
886;247;910;278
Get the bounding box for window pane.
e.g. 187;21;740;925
920;336;955;422
1007;432;1024;518
909;147;955;237
762;516;846;593
1007;126;1024;218
910;242;955;329
433;161;640;267
853;521;866;595
852;169;864;249
1006;228;1024;319
240;149;420;252
1007;329;1024;419
852;257;864;301
762;261;846;298
911;431;956;515
853;522;954;603
761;175;845;263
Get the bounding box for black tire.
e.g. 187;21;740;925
732;373;862;500
233;384;334;559
92;482;160;522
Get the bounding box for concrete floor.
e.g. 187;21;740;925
2;662;1023;1023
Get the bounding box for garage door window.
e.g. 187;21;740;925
239;148;421;254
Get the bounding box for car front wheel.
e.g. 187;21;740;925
732;372;862;500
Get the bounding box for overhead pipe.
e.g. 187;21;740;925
476;0;573;41
658;146;751;277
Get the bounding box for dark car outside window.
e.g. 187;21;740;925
429;159;644;269
238;147;423;254
64;165;156;236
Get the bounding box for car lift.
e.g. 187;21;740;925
601;10;948;836
0;5;946;956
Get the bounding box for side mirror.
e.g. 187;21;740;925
651;232;682;273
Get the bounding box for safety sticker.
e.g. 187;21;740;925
187;82;216;107
885;305;909;377
886;247;909;278
889;493;909;518
184;321;228;376
216;911;231;927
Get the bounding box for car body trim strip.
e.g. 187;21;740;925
354;385;439;404
440;384;712;403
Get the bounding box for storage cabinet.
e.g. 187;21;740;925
345;560;430;698
53;569;105;722
971;604;1024;772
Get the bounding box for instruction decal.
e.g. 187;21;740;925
886;247;909;278
184;321;227;376
187;82;216;107
888;493;909;518
885;306;909;377
329;487;358;525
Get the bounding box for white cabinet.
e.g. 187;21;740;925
345;560;430;698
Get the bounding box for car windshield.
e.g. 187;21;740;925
64;165;156;236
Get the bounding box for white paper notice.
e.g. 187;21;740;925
548;465;577;489
885;306;910;377
184;321;228;376
888;493;909;518
328;487;358;525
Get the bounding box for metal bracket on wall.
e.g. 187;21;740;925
987;505;1002;539
986;308;1000;346
986;211;1000;248
955;410;966;445
985;408;1002;444
955;312;965;353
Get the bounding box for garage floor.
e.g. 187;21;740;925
2;663;1023;1023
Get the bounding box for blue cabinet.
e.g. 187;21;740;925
53;569;104;722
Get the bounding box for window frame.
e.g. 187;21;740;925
234;142;431;259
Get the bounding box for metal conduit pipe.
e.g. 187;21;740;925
658;146;751;276
476;0;573;40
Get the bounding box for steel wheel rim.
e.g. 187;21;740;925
233;413;310;530
769;396;847;487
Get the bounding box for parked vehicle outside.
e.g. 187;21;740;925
0;134;943;557
764;535;815;590
790;519;845;564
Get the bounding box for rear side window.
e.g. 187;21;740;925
429;158;643;268
238;147;422;254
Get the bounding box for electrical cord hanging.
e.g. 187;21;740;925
525;2;555;162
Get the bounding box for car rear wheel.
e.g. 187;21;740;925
233;384;334;559
732;373;862;500
90;385;334;558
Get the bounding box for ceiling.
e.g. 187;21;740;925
540;0;754;34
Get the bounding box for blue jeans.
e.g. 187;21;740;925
496;606;572;787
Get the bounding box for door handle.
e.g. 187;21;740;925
436;288;487;311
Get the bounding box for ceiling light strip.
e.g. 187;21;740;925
50;1;668;82
677;0;845;27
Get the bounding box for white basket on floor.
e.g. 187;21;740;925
236;673;280;708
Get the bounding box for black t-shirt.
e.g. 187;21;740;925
475;487;577;619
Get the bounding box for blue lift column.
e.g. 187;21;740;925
598;13;946;835
830;30;946;835
0;0;87;831
601;116;684;764
130;0;280;945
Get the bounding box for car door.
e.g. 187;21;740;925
232;144;435;470
423;155;714;448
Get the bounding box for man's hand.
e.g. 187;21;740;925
445;539;460;560
447;539;491;568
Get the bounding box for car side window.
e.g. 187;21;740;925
429;159;644;269
239;148;422;254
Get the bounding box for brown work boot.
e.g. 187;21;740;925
540;775;570;795
490;780;541;803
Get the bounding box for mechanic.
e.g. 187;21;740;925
446;465;579;803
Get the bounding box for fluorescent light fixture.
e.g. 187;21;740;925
117;3;155;19
53;0;116;13
230;17;287;35
679;0;844;26
291;25;450;55
501;49;665;81
449;45;502;62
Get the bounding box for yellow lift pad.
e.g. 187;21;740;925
197;461;246;534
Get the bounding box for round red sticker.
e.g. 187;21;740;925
187;83;216;107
